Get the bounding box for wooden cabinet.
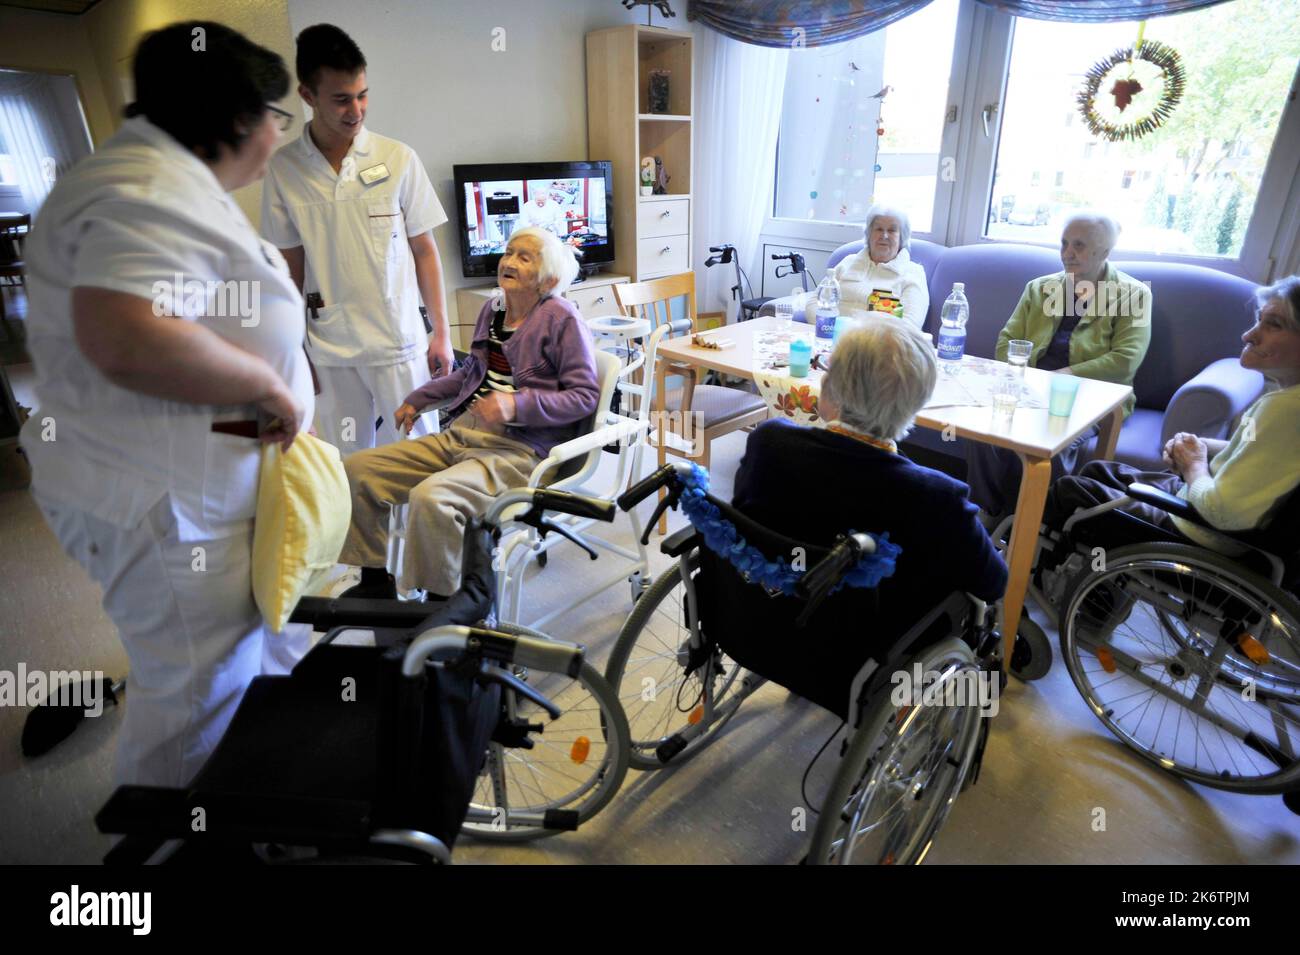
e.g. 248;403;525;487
586;25;693;282
452;273;630;351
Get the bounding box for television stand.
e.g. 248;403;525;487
452;272;631;350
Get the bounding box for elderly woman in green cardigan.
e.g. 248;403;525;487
966;212;1152;521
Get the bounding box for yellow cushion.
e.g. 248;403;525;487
252;433;352;632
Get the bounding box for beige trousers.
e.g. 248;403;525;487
339;412;540;596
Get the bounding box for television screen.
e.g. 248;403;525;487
453;161;614;279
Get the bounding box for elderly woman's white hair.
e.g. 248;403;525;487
822;317;937;442
508;225;581;297
861;202;912;253
1256;274;1300;335
1063;211;1121;253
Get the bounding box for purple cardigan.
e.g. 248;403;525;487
405;296;600;457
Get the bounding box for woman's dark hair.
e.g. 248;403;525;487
295;23;366;91
125;21;288;160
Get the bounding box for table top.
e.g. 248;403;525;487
658;315;1133;460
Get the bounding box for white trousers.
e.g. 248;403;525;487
314;356;436;452
34;493;309;789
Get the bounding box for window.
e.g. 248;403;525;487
987;0;1300;257
772;0;961;232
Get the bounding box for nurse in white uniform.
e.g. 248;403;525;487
20;22;314;789
261;23;451;452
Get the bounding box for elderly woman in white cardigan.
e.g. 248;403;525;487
804;203;929;330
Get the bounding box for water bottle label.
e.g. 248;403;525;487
937;330;965;361
815;311;836;340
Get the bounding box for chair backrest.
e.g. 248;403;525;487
548;347;621;486
614;272;696;339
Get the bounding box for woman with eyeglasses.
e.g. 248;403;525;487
20;22;315;789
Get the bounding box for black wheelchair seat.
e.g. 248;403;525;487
97;642;501;862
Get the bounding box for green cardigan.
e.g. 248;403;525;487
995;263;1152;417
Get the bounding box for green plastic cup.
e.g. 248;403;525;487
1048;375;1081;417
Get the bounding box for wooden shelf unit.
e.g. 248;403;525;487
587;25;694;282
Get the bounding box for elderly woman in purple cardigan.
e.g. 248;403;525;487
338;226;598;599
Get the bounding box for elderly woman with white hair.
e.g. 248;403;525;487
966;211;1153;521
337;226;598;599
733;318;1007;639
806;203;929;330
1042;275;1300;556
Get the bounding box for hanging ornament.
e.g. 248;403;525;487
1077;22;1184;142
873;163;882;172
877;125;885;136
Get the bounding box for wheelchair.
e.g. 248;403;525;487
1010;480;1300;812
95;487;632;863
606;462;1001;865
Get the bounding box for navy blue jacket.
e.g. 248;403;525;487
733;419;1008;638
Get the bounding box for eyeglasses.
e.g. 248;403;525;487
266;104;294;132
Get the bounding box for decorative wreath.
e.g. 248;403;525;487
1077;39;1185;142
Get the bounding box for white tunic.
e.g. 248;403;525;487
828;246;930;330
261;124;447;368
20;116;316;543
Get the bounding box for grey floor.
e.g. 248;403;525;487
1;361;1297;865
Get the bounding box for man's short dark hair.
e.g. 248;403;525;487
126;21;288;160
296;24;366;91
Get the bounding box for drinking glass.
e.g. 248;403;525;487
991;371;1019;425
1007;339;1033;378
1049;375;1081;417
775;299;794;335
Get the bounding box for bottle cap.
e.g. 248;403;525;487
953;282;965;291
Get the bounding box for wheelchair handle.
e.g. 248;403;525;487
796;533;876;602
403;625;584;679
618;462;692;511
532;488;617;524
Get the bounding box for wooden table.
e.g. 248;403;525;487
656;315;1133;668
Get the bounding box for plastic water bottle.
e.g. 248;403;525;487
814;272;839;343
937;282;969;375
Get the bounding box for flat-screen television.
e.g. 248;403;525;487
453;161;614;279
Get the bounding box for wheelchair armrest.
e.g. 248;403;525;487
660;525;700;558
527;413;650;487
1125;482;1212;528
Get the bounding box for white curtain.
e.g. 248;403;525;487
0;71;86;214
692;29;789;322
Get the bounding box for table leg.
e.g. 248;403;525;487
1002;454;1052;672
1095;405;1124;461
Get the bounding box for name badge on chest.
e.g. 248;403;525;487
359;163;391;186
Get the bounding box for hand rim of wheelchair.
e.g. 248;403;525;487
808;637;987;865
605;554;747;771
1059;542;1300;794
460;622;631;842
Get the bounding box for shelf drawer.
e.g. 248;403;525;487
566;281;626;318
637;234;689;278
637;198;690;239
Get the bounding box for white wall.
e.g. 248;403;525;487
285;0;664;297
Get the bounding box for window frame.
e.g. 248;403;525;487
757;0;1300;283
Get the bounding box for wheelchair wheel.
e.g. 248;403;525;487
808;637;986;865
462;624;630;842
605;558;747;770
1011;614;1053;682
1060;543;1300;794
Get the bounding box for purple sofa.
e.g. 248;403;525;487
786;239;1265;472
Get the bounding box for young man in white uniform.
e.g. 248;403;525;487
262;24;451;451
21;24;315;788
